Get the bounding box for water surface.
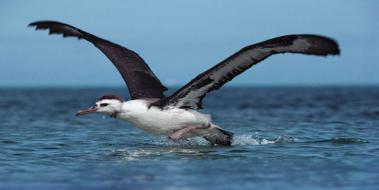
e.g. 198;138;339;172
1;87;378;189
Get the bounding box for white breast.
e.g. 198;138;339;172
117;99;211;134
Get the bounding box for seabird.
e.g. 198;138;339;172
29;21;339;146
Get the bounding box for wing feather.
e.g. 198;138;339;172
29;21;167;99
154;34;339;109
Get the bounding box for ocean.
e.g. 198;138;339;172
0;87;378;190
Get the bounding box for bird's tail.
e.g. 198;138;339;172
203;124;233;146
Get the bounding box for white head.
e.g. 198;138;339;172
76;95;123;117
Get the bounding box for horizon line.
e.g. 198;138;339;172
1;83;378;89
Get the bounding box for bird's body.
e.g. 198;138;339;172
97;98;232;144
117;99;211;136
29;20;340;146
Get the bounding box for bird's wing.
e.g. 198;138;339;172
29;21;167;99
153;34;339;109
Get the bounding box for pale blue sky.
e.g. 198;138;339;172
0;0;378;87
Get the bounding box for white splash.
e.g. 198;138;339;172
232;134;276;145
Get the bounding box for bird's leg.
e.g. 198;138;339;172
168;124;211;141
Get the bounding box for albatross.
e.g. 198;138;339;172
29;21;339;146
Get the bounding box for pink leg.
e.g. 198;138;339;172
169;124;210;141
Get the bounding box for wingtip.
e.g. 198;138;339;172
334;45;341;56
329;37;341;56
314;35;341;56
28;21;44;29
28;20;59;28
334;50;341;56
327;43;340;57
309;35;341;57
28;22;37;27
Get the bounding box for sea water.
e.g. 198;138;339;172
0;87;378;190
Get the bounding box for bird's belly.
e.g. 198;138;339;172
119;107;211;135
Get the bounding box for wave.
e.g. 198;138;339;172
307;137;368;144
129;135;368;147
110;135;368;161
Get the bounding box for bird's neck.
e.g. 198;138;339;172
110;111;120;118
115;100;149;120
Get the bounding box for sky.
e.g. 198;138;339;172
0;0;378;87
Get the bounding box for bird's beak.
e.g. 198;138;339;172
76;106;98;116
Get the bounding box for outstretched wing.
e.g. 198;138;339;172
29;21;167;99
154;34;339;109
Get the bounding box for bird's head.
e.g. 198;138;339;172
76;95;123;117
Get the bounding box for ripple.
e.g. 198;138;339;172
1;139;18;144
307;138;369;144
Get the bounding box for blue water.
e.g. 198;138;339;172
1;87;378;190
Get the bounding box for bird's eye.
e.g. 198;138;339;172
100;103;109;107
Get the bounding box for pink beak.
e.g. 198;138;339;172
76;106;98;116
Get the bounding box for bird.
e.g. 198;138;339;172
29;20;340;146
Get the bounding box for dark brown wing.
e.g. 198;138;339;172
154;34;339;109
29;21;167;99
